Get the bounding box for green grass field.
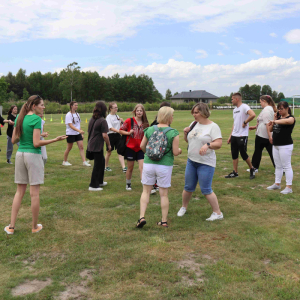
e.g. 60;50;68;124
1;109;300;300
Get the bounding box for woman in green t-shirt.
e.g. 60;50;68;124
136;106;182;228
4;95;67;235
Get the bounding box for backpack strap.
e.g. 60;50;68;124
162;127;173;134
153;125;159;131
187;121;197;136
126;118;134;146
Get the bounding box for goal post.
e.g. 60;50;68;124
242;100;257;108
281;96;300;115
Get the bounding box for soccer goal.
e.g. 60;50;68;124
242;100;257;108
282;96;300;115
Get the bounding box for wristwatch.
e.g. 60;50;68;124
244;121;247;125
207;143;211;148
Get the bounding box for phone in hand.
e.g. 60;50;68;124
276;111;280;119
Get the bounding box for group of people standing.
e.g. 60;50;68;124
3;92;296;234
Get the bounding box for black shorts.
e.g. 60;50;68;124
231;136;248;160
66;134;83;144
106;133;121;151
124;147;144;161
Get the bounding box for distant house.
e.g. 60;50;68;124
170;90;218;104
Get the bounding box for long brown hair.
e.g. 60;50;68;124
260;95;277;112
8;105;17;116
15;95;43;138
93;101;107;119
132;104;149;128
70;101;81;124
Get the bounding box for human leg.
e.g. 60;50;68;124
251;136;265;169
138;159;144;180
90;151;105;188
205;192;221;214
30;185;40;230
105;150;111;168
126;160;134;180
139;184;152;219
273;145;283;185
63;142;73;162
278;145;293;188
265;141;275;168
158;187;169;222
118;155;126;169
76;140;86;162
6;136;13;161
9;184;27;228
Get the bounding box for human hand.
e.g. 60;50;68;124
129;129;134;135
227;136;231;144
269;137;273;144
107;145;112;152
178;148;182;155
183;127;191;134
249;126;256;131
41;132;49;137
56;135;68;141
79;129;84;134
199;144;209;156
242;122;247;128
8;120;14;125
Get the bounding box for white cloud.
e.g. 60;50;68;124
235;51;244;56
219;42;229;50
148;53;163;60
251;49;262;56
270;33;277;38
1;1;300;43
82;56;300;96
217;51;224;56
196;49;208;59
269;50;274;54
235;37;243;43
284;29;300;44
44;59;53;63
173;51;183;59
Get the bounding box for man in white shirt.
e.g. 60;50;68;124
225;92;256;179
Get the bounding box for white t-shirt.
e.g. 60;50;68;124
65;112;81;135
187;121;222;168
232;104;250;137
256;106;274;139
106;114;121;134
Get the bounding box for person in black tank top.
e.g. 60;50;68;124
267;101;295;194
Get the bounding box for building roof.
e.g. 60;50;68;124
171;90;218;99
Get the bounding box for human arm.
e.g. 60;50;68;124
172;135;182;156
140;136;148;153
33;129;67;147
103;133;111;151
11;127;20;144
227;125;234;144
199;138;222;156
266;124;273;144
41;132;49;137
183;127;190;143
68;123;84;134
249;125;257;131
242;109;256;128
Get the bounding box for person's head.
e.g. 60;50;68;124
159;101;171;108
108;102;118;114
191;103;210;121
277;101;291;117
231;92;242;106
93;101;107;119
133;104;149;127
8;105;17;116
157;106;174;125
70;101;78;112
15;95;44;138
260;95;277;112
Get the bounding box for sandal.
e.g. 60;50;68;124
157;221;168;228
136;217;146;228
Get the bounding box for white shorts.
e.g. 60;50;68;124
141;163;173;188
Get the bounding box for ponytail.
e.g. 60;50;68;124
15;95;42;138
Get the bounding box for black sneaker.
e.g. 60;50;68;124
126;183;132;191
225;171;239;178
250;168;255;180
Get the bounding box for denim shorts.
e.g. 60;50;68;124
184;158;215;195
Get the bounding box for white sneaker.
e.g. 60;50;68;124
83;161;91;167
247;168;258;173
177;207;187;217
88;187;103;191
206;212;224;221
280;187;292;194
266;184;281;190
100;182;107;187
151;189;157;194
62;161;72;166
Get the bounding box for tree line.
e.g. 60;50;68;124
0;62;163;105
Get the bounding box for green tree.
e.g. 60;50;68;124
277;92;285;103
0;77;9;104
22;88;30;100
272;90;278;102
239;84;251;99
217;96;230;104
261;85;272;96
165;89;172;100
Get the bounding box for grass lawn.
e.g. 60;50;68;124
1;109;300;300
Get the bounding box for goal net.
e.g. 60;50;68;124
242;100;257;108
281;95;300;115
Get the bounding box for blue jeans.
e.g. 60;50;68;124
184;158;215;195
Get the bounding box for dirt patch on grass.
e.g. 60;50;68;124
56;269;95;300
11;279;52;296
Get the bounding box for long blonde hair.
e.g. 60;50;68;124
260;95;277;112
15;95;43;138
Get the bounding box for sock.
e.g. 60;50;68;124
126;179;131;185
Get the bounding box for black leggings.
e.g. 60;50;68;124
231;136;248;161
251;135;275;169
89;150;105;188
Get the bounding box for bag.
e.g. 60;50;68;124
146;125;173;161
187;121;197;136
117;118;134;156
86;119;97;161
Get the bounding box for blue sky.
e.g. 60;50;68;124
1;0;300;97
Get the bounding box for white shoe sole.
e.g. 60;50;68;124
88;187;103;191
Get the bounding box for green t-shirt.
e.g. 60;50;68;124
144;126;179;166
15;114;42;154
